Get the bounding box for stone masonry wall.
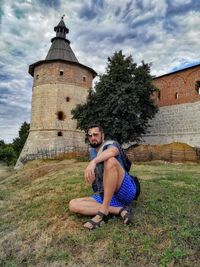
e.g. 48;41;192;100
143;65;200;148
15;61;94;168
142;101;200;147
33;62;93;89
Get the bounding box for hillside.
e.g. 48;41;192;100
0;159;199;267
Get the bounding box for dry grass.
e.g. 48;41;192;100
0;159;199;267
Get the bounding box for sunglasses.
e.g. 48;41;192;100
87;132;100;138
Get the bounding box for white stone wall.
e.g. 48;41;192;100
142;101;200;147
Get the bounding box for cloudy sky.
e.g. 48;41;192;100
0;0;200;143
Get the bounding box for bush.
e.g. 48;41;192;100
0;146;17;166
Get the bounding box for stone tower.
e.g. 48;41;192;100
16;17;97;168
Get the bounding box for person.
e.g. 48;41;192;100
69;124;138;229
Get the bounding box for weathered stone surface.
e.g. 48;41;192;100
15;61;94;168
127;142;199;162
142;101;200;148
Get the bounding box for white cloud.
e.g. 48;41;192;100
0;0;200;142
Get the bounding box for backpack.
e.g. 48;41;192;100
130;175;140;200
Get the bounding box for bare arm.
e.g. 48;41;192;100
84;146;119;184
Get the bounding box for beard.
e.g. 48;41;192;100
89;136;103;148
89;141;102;148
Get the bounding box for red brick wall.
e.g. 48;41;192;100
33;62;93;89
152;65;200;107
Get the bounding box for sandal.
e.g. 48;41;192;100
84;211;109;230
119;206;132;225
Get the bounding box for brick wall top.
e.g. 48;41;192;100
152;65;200;107
33;62;94;89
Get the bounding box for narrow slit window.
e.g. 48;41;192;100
66;96;71;102
158;91;161;100
195;81;200;95
57;111;65;121
83;76;86;82
60;70;64;76
36;74;39;79
175;92;179;99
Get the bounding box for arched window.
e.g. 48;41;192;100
60;70;64;76
66;96;71;102
175;92;179;99
195;81;200;95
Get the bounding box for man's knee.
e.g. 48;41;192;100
69;199;80;213
104;157;119;170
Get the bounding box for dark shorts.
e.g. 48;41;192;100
91;172;136;207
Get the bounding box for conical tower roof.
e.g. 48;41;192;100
45;17;78;62
29;17;97;77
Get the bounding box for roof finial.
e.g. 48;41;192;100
61;14;65;20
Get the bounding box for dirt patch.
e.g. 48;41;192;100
140;175;155;180
128;142;199;163
0;164;14;180
10;159;86;182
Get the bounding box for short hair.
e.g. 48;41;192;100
87;123;104;134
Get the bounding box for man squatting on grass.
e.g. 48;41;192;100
69;124;137;230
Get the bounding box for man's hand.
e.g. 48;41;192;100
84;160;96;184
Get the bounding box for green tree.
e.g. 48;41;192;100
13;121;30;157
72;51;158;144
0;145;17;166
0;140;5;148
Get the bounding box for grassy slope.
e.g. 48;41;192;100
0;160;199;267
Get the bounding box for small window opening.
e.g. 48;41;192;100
57;131;63;136
57;111;65;121
175;92;179;99
66;96;71;102
60;70;64;76
36;74;39;79
195;81;200;95
158;91;161;100
83;76;86;82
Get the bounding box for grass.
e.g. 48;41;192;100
0;159;199;267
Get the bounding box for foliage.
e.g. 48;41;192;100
0;140;5;148
12;121;30;158
0;145;17;166
0;121;30;166
72;51;158;144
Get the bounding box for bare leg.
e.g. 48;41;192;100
69;197;122;216
100;157;125;214
82;157;125;229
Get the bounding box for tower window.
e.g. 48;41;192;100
66;96;71;102
36;74;39;79
57;111;65;121
83;76;86;82
60;70;64;76
175;92;179;99
195;81;200;95
158;91;161;100
57;131;63;136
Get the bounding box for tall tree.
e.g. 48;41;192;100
72;51;158;144
13;121;30;157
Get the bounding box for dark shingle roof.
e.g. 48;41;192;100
45;38;78;62
29;18;97;78
45;18;78;62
